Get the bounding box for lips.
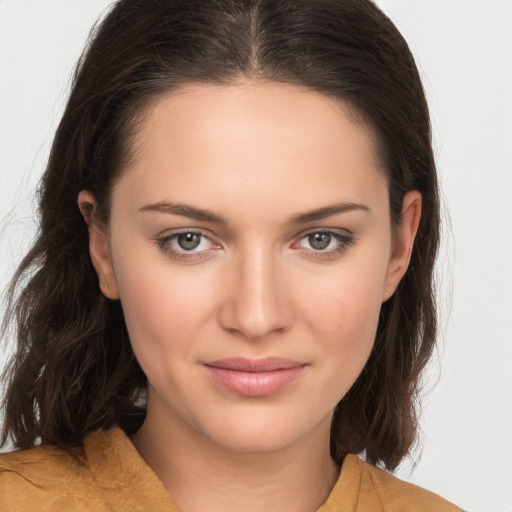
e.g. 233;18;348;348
203;357;307;397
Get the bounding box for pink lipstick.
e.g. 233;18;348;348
203;357;306;397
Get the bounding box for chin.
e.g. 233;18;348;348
209;428;299;454
199;406;330;454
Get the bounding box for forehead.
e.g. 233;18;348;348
114;80;387;219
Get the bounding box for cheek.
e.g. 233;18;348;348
113;249;219;370
296;252;388;375
302;258;386;330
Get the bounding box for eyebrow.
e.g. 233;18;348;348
289;202;370;224
139;202;228;224
139;201;370;225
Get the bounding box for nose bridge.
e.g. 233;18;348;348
220;240;291;341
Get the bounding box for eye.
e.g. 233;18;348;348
305;232;334;251
293;230;355;257
174;232;205;251
156;230;220;261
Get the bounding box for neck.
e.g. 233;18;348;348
131;398;340;512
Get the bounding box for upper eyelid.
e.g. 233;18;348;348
296;226;352;236
294;230;354;246
158;228;217;242
158;227;351;242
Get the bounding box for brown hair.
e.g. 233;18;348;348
1;0;439;471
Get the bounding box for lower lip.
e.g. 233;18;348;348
204;365;306;397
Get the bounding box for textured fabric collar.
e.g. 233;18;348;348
84;426;180;511
84;426;363;511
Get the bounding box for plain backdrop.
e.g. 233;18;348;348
1;1;511;511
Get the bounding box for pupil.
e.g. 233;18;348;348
309;233;331;250
178;233;201;250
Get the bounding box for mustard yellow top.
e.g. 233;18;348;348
0;426;462;511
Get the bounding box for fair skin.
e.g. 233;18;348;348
79;81;421;512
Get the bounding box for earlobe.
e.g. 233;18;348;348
382;190;422;302
77;190;119;300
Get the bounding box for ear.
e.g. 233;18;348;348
78;190;119;300
382;190;422;302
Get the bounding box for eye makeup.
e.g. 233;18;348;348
154;227;355;264
155;229;221;263
292;229;355;261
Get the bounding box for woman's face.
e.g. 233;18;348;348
82;81;420;453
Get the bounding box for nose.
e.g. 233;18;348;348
218;245;293;342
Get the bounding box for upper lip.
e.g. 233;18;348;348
204;357;306;372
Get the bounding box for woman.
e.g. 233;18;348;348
0;0;463;510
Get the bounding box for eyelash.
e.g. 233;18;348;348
292;230;355;260
155;229;355;262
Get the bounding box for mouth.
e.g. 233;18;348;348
203;357;307;397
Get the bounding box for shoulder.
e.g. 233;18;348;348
0;440;104;512
0;427;177;512
341;455;465;512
